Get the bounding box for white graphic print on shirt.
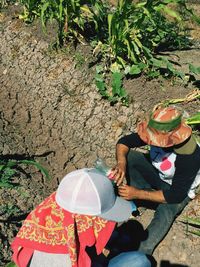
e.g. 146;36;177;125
150;146;176;185
150;145;200;199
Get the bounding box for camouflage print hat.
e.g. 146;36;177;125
137;106;192;147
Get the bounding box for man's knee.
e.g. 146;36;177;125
155;199;189;223
156;203;179;221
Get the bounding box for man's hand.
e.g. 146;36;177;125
111;161;126;186
118;184;138;200
118;185;166;203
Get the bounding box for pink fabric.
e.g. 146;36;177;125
160;157;172;171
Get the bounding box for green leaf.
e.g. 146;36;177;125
143;46;153;59
117;56;126;68
40;2;49;29
19;160;50;180
119;87;127;98
150;58;165;68
95;74;106;94
163;6;182;21
108;13;113;40
5;262;17;267
96;65;104;74
138;62;147;70
189;64;200;75
186;112;200;125
147;69;160;79
95;73;104;83
96;81;106;92
129;65;141;75
0;165;4;171
189;230;200;237
167;62;175;73
111;72;123;96
0;182;14;188
110;62;121;73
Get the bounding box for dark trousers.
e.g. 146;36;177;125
126;150;190;255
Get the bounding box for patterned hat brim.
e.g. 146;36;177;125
137;119;192;147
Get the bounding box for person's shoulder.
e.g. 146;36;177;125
174;135;198;155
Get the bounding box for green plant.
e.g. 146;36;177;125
19;0;41;22
0;158;50;188
186;112;200;126
97;1;187;66
0;203;20;216
19;0;108;46
0;0;16;9
181;216;200;237
92;0;196;103
95;65;128;105
19;0;83;45
5;262;17;267
17;0;200;104
74;51;85;68
154;89;200;109
80;0;109;41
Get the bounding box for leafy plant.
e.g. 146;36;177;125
19;0;41;22
92;0;197;103
19;0;108;46
19;0;82;45
0;159;50;188
95;65;128;105
17;0;200;104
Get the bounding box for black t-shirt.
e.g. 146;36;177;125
117;133;200;203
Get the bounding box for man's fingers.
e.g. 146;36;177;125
116;176;124;186
118;185;127;193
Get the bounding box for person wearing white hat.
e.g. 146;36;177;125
11;168;151;267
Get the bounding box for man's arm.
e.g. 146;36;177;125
116;143;129;164
118;185;166;203
111;143;129;186
112;133;145;185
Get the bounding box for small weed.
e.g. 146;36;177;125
0;159;50;188
74;52;85;68
154;89;200;109
0;204;20;217
95;65;129;106
16;187;30;198
181;216;200;237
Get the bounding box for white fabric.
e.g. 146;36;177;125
150;146;176;184
150;145;200;199
29;251;71;267
188;167;200;199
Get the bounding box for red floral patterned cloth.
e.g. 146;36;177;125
11;192;116;267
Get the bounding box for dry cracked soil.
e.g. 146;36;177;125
0;3;200;267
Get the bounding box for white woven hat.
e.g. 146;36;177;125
55;168;135;222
